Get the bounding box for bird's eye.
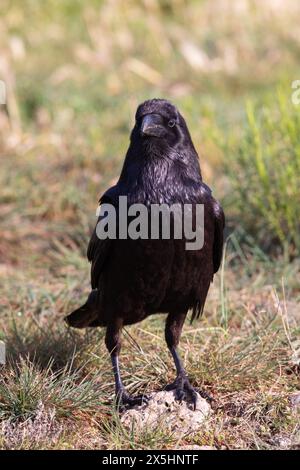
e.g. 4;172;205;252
168;119;176;128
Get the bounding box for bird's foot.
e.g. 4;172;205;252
115;389;149;411
165;373;213;410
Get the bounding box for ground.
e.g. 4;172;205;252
0;0;299;450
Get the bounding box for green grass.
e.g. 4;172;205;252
223;91;300;256
0;0;300;450
0;358;102;421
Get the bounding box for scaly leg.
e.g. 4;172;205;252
164;312;212;409
105;319;149;409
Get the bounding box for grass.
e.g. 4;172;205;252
0;358;102;421
0;248;299;449
223;91;300;255
0;0;300;450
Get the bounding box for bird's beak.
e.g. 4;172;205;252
140;114;164;137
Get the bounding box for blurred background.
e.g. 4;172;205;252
0;0;300;450
1;0;300;265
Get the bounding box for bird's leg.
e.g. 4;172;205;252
164;312;212;409
105;320;149;410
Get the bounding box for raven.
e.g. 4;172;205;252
65;99;225;409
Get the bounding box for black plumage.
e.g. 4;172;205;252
65;99;225;408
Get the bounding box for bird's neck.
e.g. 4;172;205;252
119;150;202;205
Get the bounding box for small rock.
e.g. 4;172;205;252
290;393;300;408
272;435;293;449
120;391;211;437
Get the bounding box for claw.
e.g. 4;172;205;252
116;390;149;411
196;388;214;404
189;389;198;410
164;381;177;391
164;374;211;410
175;388;185;401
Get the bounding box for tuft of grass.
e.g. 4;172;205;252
0;358;102;422
98;413;178;451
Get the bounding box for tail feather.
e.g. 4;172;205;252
190;281;211;323
65;290;99;328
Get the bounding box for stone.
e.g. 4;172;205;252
120;390;211;437
290;392;300;408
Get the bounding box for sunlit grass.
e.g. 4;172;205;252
224;91;300;256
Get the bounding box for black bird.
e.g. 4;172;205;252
65;99;225;409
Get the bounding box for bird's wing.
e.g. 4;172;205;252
87;186;119;289
212;198;225;273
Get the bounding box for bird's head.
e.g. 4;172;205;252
130;98;195;153
120;99;202;188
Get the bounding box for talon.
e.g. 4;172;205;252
190;392;198;410
196;388;214;403
115;390;149;410
175;389;185;401
165;374;211;410
164;381;177;391
134;394;150;404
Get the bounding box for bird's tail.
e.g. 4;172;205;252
64;290;99;328
190;281;211;323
